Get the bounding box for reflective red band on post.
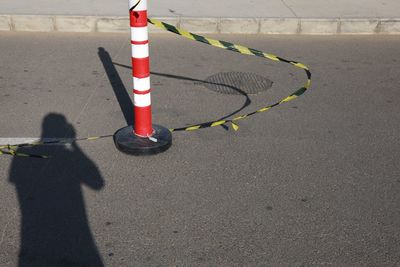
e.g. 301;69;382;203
133;89;152;95
129;10;148;27
131;40;149;45
132;57;150;78
134;106;152;137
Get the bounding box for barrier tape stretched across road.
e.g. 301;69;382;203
0;135;113;159
148;18;311;132
0;146;49;159
0;18;311;158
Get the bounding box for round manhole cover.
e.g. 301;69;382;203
203;72;273;95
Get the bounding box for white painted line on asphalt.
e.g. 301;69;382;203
0;138;75;146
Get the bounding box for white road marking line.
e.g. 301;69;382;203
0;138;75;146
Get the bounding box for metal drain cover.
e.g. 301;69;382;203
203;72;273;95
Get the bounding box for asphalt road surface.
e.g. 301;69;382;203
0;32;399;266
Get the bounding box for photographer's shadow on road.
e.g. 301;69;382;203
8;113;105;267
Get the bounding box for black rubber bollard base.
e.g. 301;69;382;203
113;125;172;156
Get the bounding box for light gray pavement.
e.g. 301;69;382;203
0;32;400;266
1;0;400;33
1;0;400;18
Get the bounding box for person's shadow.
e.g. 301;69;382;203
8;113;105;267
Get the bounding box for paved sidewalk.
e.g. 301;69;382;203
1;0;400;34
2;0;400;18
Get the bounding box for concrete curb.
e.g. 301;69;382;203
1;15;400;34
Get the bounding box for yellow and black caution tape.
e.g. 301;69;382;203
148;18;312;132
0;135;113;150
0;147;49;159
1;18;311;158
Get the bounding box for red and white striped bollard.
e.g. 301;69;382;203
130;0;152;137
113;0;172;155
